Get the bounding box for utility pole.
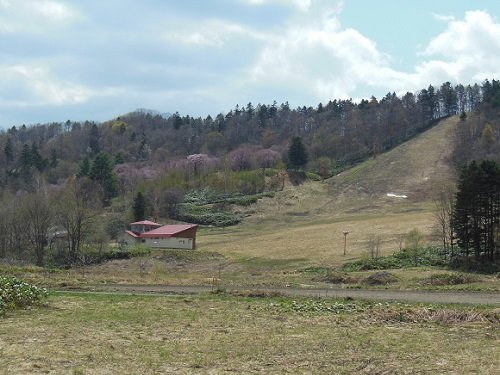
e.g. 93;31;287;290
342;230;350;256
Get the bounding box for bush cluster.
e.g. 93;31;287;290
176;203;241;227
342;247;447;272
225;192;275;206
177;187;277;226
0;276;48;316
421;273;479;286
47;245;151;267
184;188;218;205
82;245;151;265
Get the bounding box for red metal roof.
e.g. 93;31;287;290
125;230;140;238
130;220;162;226
140;224;198;238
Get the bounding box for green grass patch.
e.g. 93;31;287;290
343;247;447;271
155;249;225;263
270;298;363;314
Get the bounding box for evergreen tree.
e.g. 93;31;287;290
114;152;124;165
31;143;45;172
452;160;500;264
172;112;183;130
4;137;13;163
50;149;58;168
439;81;458;116
427;84;437;120
132;192;146;222
20;144;32;171
88;124;100;154
89;152;117;204
288;136;308;170
78;156;91;177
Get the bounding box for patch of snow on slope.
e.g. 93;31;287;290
387;193;407;198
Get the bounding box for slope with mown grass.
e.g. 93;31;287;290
192;116;462;286
324;115;457;213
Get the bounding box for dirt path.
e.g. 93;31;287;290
72;284;500;305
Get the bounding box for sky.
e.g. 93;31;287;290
1;0;500;128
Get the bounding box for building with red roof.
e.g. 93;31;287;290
121;221;198;249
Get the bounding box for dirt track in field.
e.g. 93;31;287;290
70;284;500;305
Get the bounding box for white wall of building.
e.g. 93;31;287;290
143;237;194;249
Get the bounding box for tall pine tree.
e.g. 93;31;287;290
4;137;13;164
288;136;308;170
452;160;500;264
133;192;146;222
89;152;117;205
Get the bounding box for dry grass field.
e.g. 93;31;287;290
1;293;499;374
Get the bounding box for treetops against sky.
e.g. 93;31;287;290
1;0;500;128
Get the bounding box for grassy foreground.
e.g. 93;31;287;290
1;293;498;374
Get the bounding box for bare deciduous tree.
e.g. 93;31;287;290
367;234;382;259
23;192;53;266
405;228;425;266
56;178;101;263
433;186;455;258
394;234;405;252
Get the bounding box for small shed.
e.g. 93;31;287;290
122;221;198;250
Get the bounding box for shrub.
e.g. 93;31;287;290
342;247;447;271
449;257;500;274
362;271;398;285
184;188;218;205
80;245;151;265
0;276;48;316
302;267;358;284
176;203;241;227
226;195;258;206
225;192;275;206
305;172;322;181
421;273;480;286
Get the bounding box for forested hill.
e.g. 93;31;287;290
0;79;499;194
1;79;500;266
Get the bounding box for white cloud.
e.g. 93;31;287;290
0;64;118;107
35;0;76;20
0;0;82;34
420;11;500;81
248;1;396;101
163;19;270;48
2;2;500;127
241;0;312;11
247;6;500;104
167;32;224;47
424;11;500;56
432;13;455;22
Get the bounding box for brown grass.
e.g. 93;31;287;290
1;293;499;374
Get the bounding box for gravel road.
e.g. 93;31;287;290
79;284;500;305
